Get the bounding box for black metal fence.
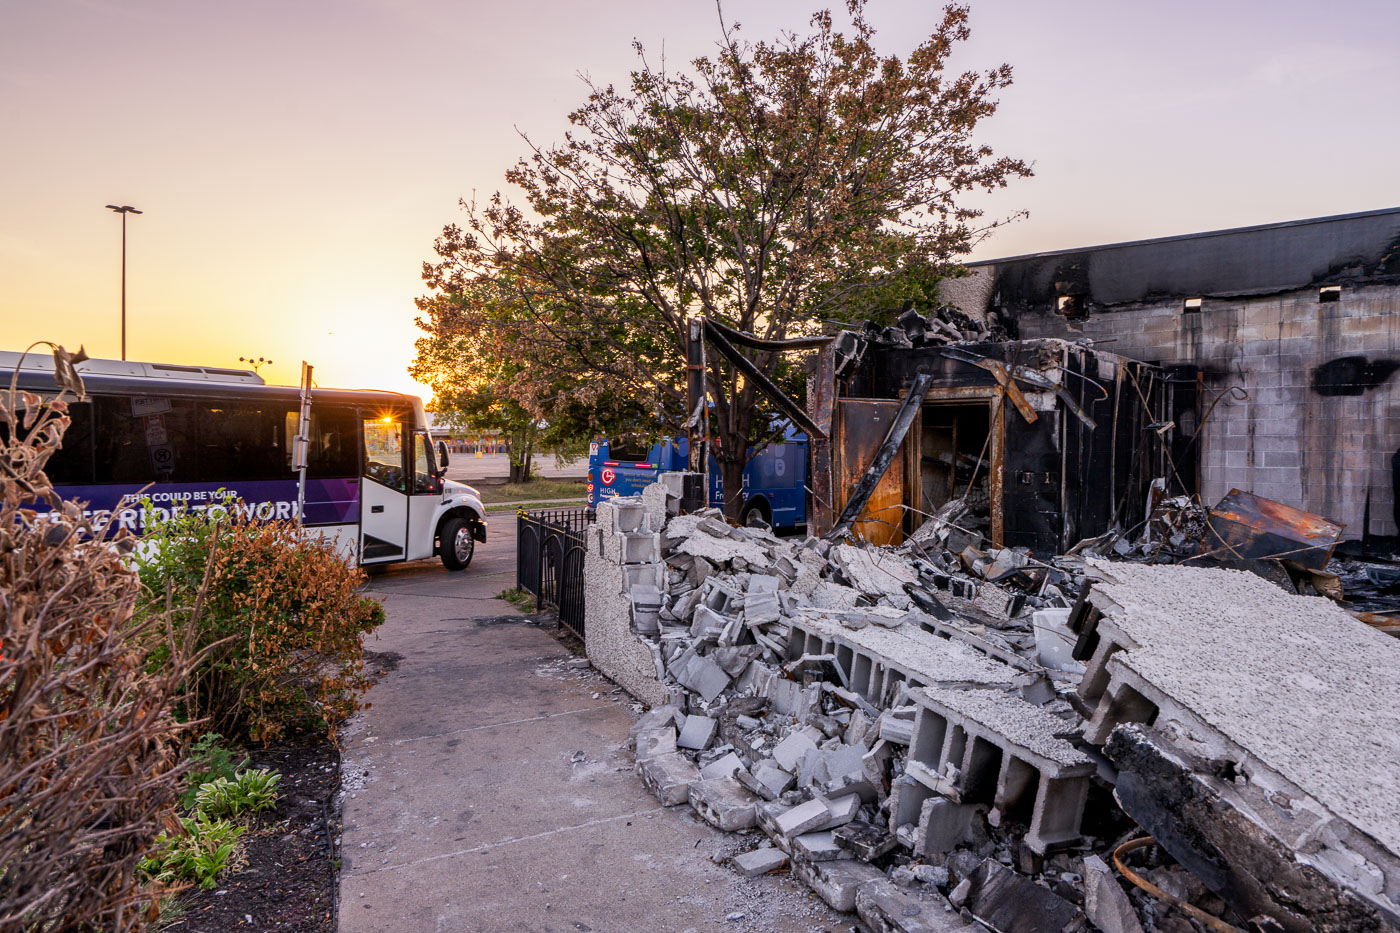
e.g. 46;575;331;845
516;507;592;638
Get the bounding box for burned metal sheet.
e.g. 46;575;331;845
1203;489;1345;572
832;398;908;546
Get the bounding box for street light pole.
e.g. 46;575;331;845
105;204;142;360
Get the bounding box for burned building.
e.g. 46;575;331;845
940;206;1400;544
807;335;1185;554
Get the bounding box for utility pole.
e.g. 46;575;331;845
105;204;142;360
293;362;314;526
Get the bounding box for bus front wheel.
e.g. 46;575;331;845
440;515;476;571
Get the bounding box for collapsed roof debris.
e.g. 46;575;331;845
581;476;1400;933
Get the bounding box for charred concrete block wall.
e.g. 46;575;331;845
942;208;1400;540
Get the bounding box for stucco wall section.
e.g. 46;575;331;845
583;501;669;706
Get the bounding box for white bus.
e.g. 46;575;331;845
3;351;488;570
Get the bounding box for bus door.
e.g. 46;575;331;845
360;417;409;562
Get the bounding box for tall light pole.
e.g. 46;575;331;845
105;204;142;360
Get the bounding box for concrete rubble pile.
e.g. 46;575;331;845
583;480;1400;933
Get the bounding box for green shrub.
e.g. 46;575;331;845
136;503;386;743
139;813;246;891
194;769;280;822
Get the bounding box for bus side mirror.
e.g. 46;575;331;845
436;439;451;471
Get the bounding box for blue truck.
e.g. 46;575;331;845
587;431;807;528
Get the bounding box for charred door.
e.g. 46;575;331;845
835;399;906;546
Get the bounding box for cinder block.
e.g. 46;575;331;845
790;854;887;913
610;499;647;534
699;751;746;781
638;752;700;806
776;798;833;838
914;796;983;856
793;830;851;862
906;686;1095;854
619;532;660;565
856;880;975;933
635;725;677;759
676;714;717;750
689;777;759;831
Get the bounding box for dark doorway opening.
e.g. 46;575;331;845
917;402;992;522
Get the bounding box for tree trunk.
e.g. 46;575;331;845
508;428;535;484
719;449;747;522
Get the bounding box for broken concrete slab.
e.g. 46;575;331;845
676;714;717;750
699;751;745;781
735;767;779;801
755;799;795;852
829;543;916;609
775;797;833;838
771;731;819;771
964;858;1083;933
855;880;977;933
1081;854;1143;933
732;846;788;878
818;792;861;830
791;854;887;912
792;830;850;862
629;704;682;742
688;777;759;832
669;649;732;703
752;760;796;797
637;752;701;807
832;819;897;861
913;797;984;857
676;523;773;567
635;725;677;759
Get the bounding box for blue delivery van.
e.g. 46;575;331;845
587;431;807;529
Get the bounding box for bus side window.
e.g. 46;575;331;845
362;418;406;491
287;407;359;478
0;401;96;485
196;403;291;482
94;396;196;484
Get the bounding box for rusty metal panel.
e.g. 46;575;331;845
836;399;905;546
1204;489;1345;572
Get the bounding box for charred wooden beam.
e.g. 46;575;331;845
705;318;835;352
702;320;827;440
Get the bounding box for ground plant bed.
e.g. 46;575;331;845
165;736;340;932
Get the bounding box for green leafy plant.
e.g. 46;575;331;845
139;813;246;890
194;768;281;822
179;733;248;810
497;588;536;612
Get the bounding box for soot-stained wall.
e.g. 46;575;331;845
941;208;1400;540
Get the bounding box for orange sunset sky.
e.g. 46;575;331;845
3;0;1397;400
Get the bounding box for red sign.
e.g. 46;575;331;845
601;467;616;485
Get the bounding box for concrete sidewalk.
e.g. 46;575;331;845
337;532;845;932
